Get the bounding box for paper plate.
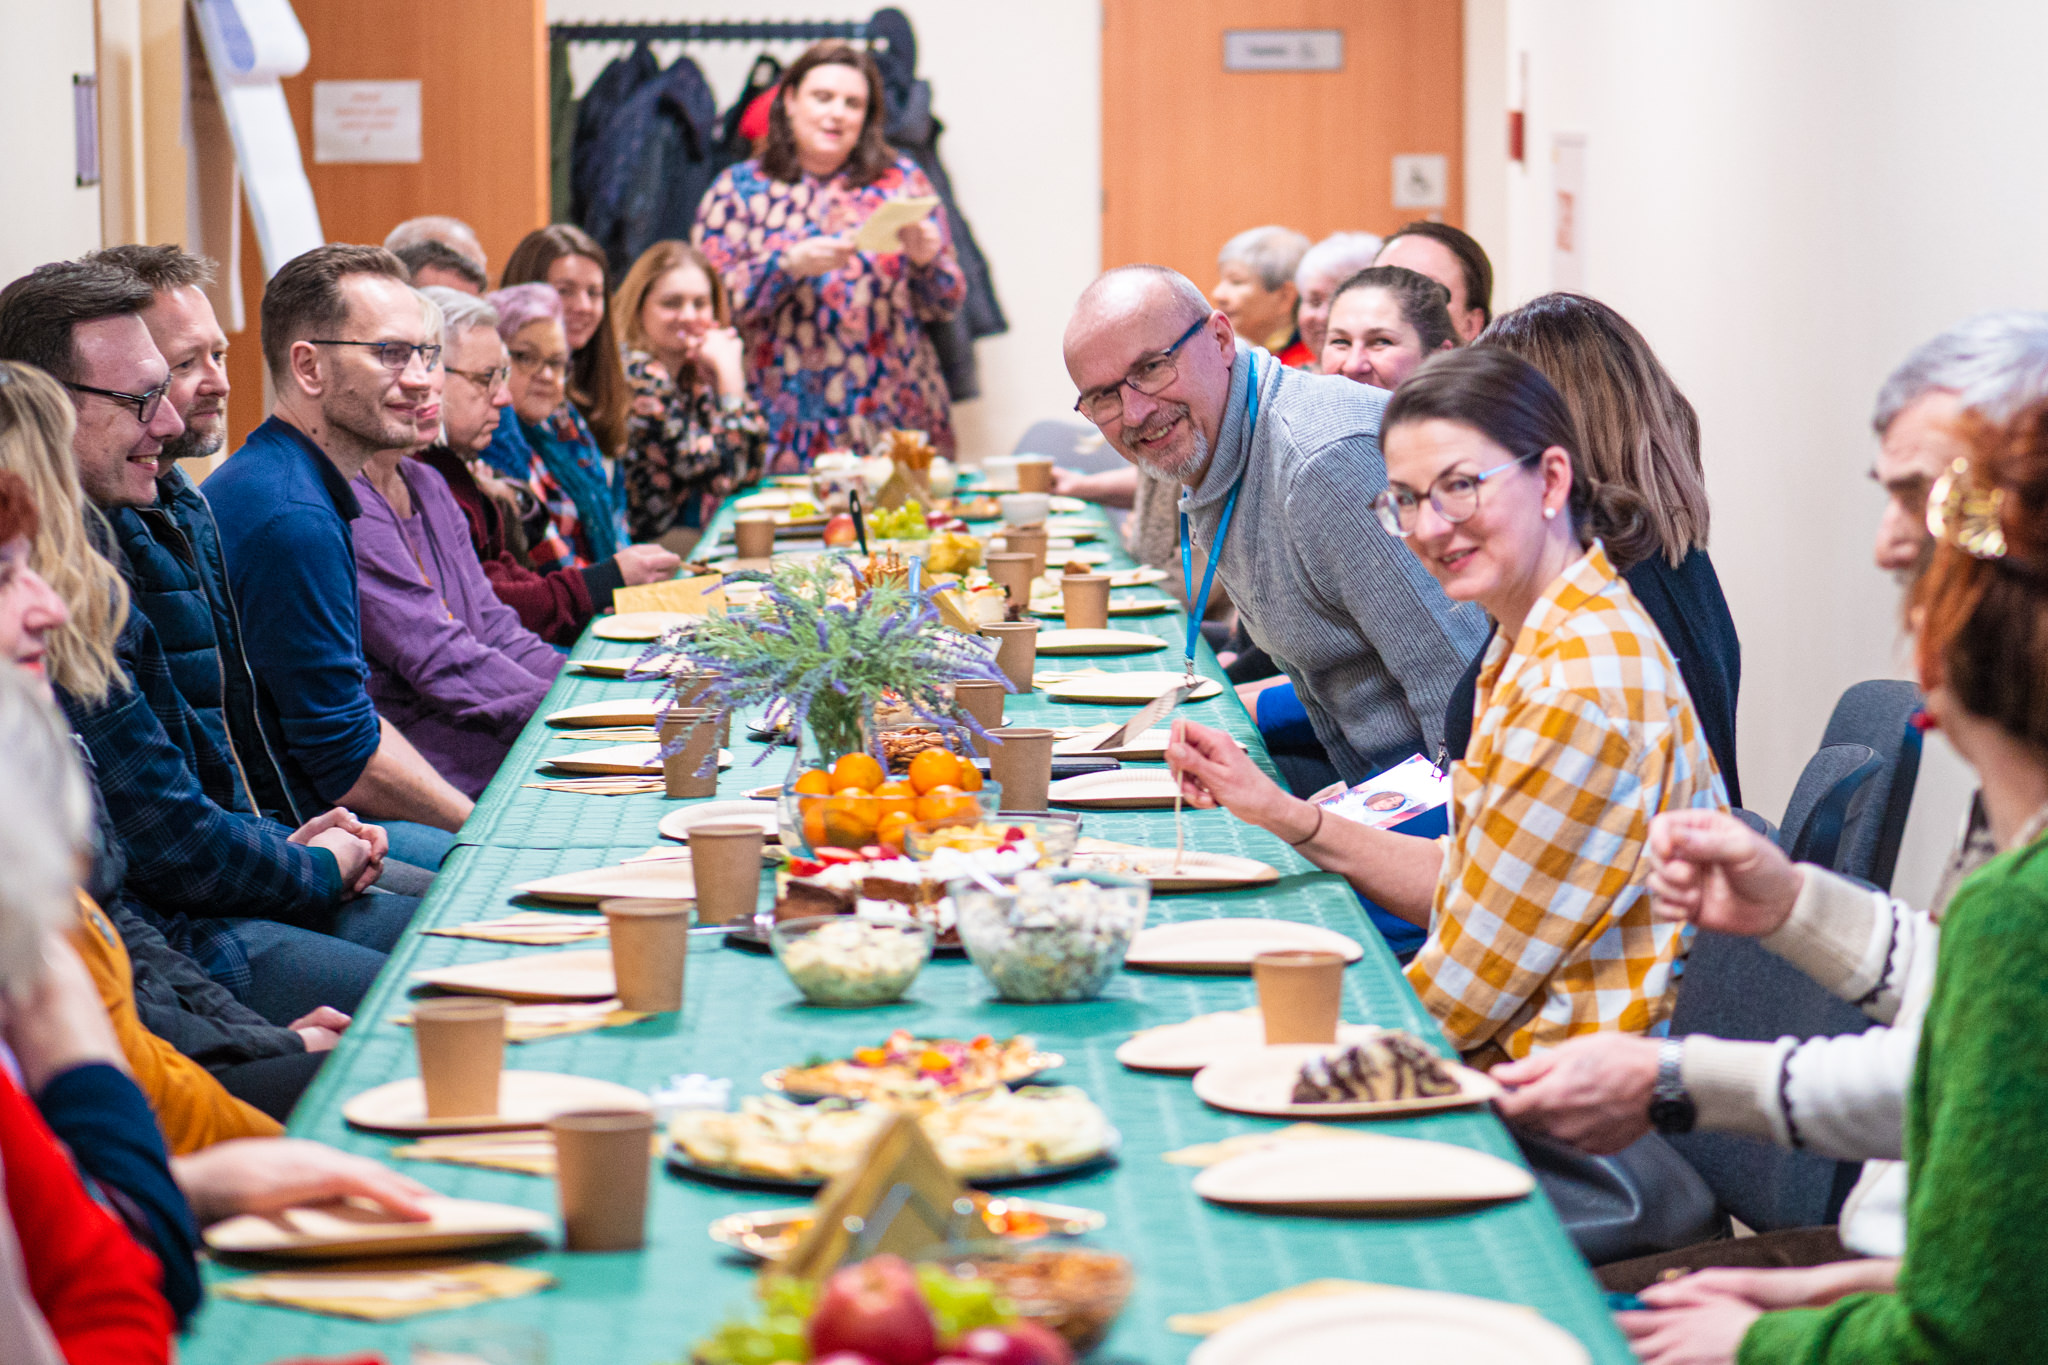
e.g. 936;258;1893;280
1051;726;1246;761
203;1195;553;1259
1048;496;1088;513
1124;918;1363;973
343;1071;653;1136
1042;517;1101;540
545;699;663;728
575;654;686;679
1033;629;1167;657
733;489;799;510
1117;1011;1386;1073
512;860;695;906
1189;1288;1589;1365
1191;1136;1533;1214
657;800;780;843
1047;770;1185;810
1031;595;1178;618
1031;545;1112;566
1068;839;1280;892
592;612;700;642
410;948;617;1001
1191;1043;1500;1119
1038;672;1222;704
543;744;732;776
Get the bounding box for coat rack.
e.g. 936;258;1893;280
548;19;872;45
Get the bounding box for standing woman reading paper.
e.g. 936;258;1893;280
693;40;966;472
1165;347;1728;1067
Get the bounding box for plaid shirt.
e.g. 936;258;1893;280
1407;544;1727;1064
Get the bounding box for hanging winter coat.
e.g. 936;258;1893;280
581;53;723;277
569;42;661;232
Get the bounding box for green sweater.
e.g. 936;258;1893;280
1740;840;2048;1363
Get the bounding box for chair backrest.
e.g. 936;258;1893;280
1668;928;1875;1232
1777;743;1883;873
1013;419;1121;475
1819;680;1924;891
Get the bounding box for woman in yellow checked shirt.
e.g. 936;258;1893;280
1167;346;1728;1068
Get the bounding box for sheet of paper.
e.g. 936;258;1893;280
611;574;725;617
853;196;941;253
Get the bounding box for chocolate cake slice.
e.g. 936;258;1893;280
1290;1034;1462;1104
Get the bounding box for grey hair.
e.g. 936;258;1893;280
0;670;91;998
1076;264;1213;327
414;289;445;351
384;215;486;272
1872;311;2048;433
1296;231;1385;290
1217;226;1312;292
419;285;500;346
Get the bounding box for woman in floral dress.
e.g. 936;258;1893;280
613;240;769;547
693;40;966;472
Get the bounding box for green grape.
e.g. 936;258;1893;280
917;1266;1013;1339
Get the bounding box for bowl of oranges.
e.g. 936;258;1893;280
779;747;1002;856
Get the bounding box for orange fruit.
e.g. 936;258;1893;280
876;810;915;850
956;762;984;792
822;792;879;846
915;785;978;824
800;796;829;848
908;748;962;794
832;751;885;793
874;780;917;820
793;768;833;796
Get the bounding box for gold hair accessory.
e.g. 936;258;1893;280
1928;456;2007;560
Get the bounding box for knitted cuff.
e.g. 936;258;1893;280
1683;1034;1794;1145
1760;867;1886;1001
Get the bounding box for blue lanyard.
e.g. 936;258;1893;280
1178;352;1259;676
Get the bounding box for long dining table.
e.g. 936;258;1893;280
178;488;1634;1365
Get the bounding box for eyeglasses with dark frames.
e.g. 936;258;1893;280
1371;454;1538;536
1072;314;1210;423
310;340;444;372
64;376;172;426
507;348;572;379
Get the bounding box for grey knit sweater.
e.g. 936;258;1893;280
1181;347;1487;782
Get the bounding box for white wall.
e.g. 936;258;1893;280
1474;1;2048;905
0;1;104;280
546;0;1103;462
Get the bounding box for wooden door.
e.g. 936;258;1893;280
220;0;547;452
1101;0;1464;285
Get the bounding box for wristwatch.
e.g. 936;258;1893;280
1647;1038;1697;1135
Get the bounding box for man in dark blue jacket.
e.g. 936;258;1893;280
0;256;412;1028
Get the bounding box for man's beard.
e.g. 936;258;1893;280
158;422;224;465
1116;403;1209;484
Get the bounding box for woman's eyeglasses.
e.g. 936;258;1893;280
1372;455;1536;536
508;349;571;379
64;376;172;426
1073;315;1209;423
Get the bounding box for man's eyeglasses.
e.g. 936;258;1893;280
447;364;512;393
1072;315;1209;423
508;349;572;379
1372;455;1536;536
64;376;171;426
311;340;443;371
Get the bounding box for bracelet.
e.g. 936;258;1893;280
1285;804;1324;847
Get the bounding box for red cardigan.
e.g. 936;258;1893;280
0;1070;171;1364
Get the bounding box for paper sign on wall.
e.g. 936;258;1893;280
1553;134;1587;291
313;80;422;164
1392;154;1447;209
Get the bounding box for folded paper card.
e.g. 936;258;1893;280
853;195;940;252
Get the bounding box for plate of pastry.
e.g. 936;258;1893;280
763;1032;1063;1102
1191;1037;1501;1119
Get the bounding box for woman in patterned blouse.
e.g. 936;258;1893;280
613;240;769;547
1166;347;1728;1067
693;41;966;472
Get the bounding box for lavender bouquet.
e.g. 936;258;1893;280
638;555;1008;768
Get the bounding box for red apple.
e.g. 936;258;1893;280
808;1255;939;1365
949;1324;1073;1365
824;513;859;547
817;1355;885;1365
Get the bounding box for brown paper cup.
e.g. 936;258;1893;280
1060;573;1111;630
733;515;776;559
1001;525;1050;580
953;679;1007;755
979;621;1039;692
671;671;717;709
1252;950;1345;1044
687;823;764;926
984;552;1036;610
599;898;691;1011
660;707;719;799
413;997;507;1119
987;726;1056;812
1015;457;1054;493
549;1109;654;1251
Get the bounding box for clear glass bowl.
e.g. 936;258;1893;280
777;783;1003;856
900;812;1081;867
950;869;1149;1003
767;913;933;1006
